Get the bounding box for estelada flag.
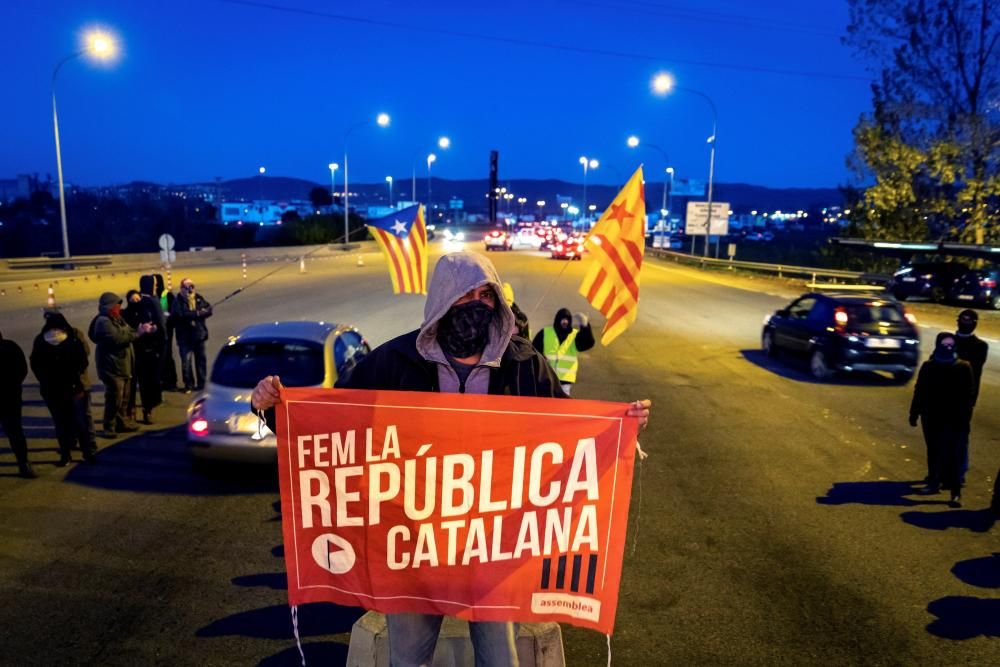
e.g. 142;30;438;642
367;204;428;294
275;387;640;634
578;166;646;345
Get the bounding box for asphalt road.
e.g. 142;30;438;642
1;240;998;665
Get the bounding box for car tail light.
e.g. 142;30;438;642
834;308;848;327
190;418;209;436
980;278;997;288
555;243;564;251
904;311;918;325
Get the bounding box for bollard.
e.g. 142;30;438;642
357;255;365;267
18;286;23;293
299;256;306;274
1;289;5;296
34;283;39;290
47;286;56;310
241;253;248;285
166;267;172;291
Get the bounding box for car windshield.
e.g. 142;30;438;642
211;340;324;388
843;303;905;324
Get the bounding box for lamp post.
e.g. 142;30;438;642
626;135;669;221
414;136;449;208
385;176;393;207
328;163;339;205
652;72;718;258
578;156;598;229
536;200;546;220
426;153;437;213
344;112;390;244
52;29;119;259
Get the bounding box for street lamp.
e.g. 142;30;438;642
414;136;450;203
257;166;266;204
517;196;527;216
651;71;718;258
343;112;391;244
536;200;546;219
427;153;437;211
626;135;670;221
438;136;451;149
578;156;598;227
385;176;393;206
52;28;120;259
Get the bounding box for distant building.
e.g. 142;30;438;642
220;200;313;225
0;174;54;202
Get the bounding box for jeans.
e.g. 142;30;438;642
43;390;96;457
0;399;29;466
386;613;519;667
179;341;207;390
100;373;134;432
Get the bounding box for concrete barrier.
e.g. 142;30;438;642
345;612;565;667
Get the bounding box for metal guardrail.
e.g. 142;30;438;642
5;255;113;271
646;248;891;290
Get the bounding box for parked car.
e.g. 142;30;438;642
948;266;1000;309
761;293;920;382
187;321;369;463
886;261;968;302
484;229;513;251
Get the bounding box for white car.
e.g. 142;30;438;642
187;321;369;463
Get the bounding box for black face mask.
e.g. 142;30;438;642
437;300;494;358
933;343;957;363
957;319;976;335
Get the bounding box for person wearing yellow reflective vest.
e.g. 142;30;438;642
531;307;595;396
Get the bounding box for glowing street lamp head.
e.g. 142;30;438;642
427;153;437;165
627;135;640;148
258;166;266;175
376;112;391;127
328;162;339;171
666;166;674;175
579;156;588;166
385;176;393;183
437;136;451;149
589;159;599;169
84;29;118;60
652;72;675;96
536;200;546;207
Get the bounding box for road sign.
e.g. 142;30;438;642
727;243;737;259
448;199;464;210
685;202;730;236
158;234;175;251
160;249;176;264
672;179;706;197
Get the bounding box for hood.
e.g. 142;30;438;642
139;274;156;295
553;307;573;341
153;273;166;296
99;292;122;315
42;312;72;334
416;251;515;366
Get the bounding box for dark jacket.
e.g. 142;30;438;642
133;299;166;354
955;334;988;406
909;358;975;426
511;301;531;340
171;293;212;346
264;329;566;432
0;332;28;403
30;316;91;396
532;308;596;356
88;310;138;378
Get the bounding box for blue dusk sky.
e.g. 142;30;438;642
0;0;874;188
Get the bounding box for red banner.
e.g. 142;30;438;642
275;387;639;634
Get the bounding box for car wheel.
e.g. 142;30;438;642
762;330;776;357
893;291;907;301
809;348;833;381
893;370;914;384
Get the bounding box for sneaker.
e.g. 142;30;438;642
949;494;962;508
56;454;72;467
18;463;38;479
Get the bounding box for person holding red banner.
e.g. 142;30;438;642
252;250;650;666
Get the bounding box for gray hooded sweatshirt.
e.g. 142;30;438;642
415;251;516;394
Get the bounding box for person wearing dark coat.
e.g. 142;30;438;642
121;290;143;423
132;275;167;423
250;251;652;667
953;309;989;489
170;278;212;392
88;292;155;438
532;306;596;396
909;332;975;507
0;329;36;478
30;312;97;465
502;282;531;340
154;273;179;391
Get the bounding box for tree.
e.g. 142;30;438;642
846;0;1000;243
309;186;332;209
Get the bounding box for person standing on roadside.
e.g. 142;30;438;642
132;275;166;424
502;282;531;339
30;312;98;465
170;278;212;393
250;251;652;667
532;307;595;396
88;292;155;438
122;290;143;422
954;309;988;484
154;273;179;392
0;329;36;478
910;332;974;507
